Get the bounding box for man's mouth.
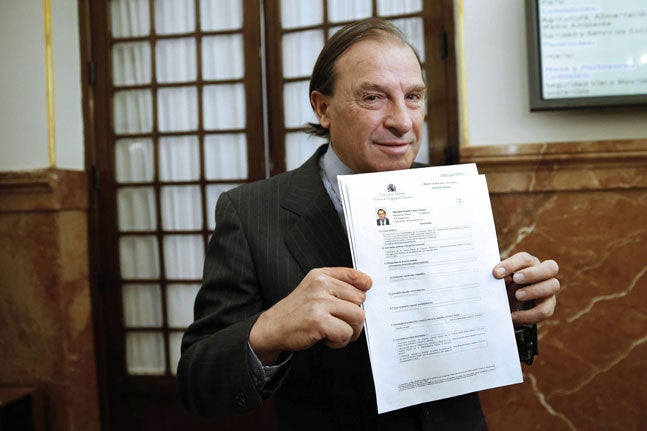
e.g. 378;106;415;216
373;141;410;155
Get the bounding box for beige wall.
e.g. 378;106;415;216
458;0;647;147
0;0;83;171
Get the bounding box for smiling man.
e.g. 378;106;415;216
309;34;426;173
178;18;560;431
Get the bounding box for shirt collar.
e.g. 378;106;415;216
319;144;355;229
321;144;355;196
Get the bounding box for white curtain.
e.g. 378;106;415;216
327;0;372;23
391;17;426;62
158;87;199;132
156;38;197;83
112;42;151;85
115;139;154;182
126;332;166;375
155;0;195;34
283;81;318;129
110;0;150;38
281;0;323;29
203;84;246;129
119;236;160;280
285;133;327;171
161;186;202;231
202;34;245;80
281;30;324;79
204;134;248;179
158;136;200;181
200;0;242;31
113;90;153;134
111;0;245;376
377;0;422;17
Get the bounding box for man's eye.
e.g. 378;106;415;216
407;93;422;101
364;94;380;102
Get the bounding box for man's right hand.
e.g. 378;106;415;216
248;267;372;365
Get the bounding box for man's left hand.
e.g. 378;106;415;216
493;252;560;325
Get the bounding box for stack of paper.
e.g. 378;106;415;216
338;164;522;414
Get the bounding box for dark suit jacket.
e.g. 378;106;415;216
377;218;390;226
177;145;486;430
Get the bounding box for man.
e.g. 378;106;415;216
178;18;559;430
377;209;390;226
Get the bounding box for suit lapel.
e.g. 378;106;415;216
283;145;353;273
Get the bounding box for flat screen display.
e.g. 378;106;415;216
526;0;647;110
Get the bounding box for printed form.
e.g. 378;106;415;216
338;164;522;413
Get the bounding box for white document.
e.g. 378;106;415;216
338;164;522;414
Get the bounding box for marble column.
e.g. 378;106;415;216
0;169;100;431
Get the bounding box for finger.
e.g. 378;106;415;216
349;322;365;342
325;298;366;345
329;299;366;328
511;295;556;325
321;267;373;292
310;294;366;348
493;252;541;279
311;268;372;305
327;321;365;347
514;277;560;302
510;259;559;286
322;316;356;349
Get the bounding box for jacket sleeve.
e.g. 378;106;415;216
176;191;286;417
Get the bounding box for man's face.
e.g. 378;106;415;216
312;38;426;173
377;210;386;220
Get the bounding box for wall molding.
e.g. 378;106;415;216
0;169;88;212
460;139;647;193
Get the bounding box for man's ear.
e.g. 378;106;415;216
310;91;331;129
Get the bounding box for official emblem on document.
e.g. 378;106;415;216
387;184;396;193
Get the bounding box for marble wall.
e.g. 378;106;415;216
0;169;100;431
461;140;647;431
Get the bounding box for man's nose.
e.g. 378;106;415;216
384;100;413;135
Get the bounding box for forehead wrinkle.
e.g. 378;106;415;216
355;80;427;94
